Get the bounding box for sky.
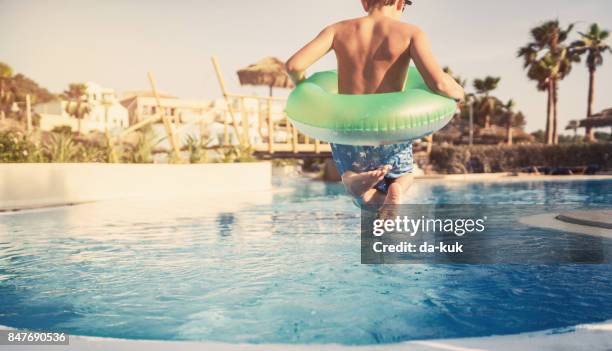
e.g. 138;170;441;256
1;0;611;132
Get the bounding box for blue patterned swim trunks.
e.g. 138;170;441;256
330;142;414;194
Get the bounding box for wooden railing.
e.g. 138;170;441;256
214;94;330;154
211;56;330;155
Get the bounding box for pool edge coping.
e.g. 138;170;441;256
1;320;611;350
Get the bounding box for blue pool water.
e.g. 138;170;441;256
0;178;611;344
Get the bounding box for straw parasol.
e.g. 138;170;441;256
477;125;534;144
577;108;612;129
237;57;294;96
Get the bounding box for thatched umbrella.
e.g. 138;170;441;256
237;57;294;96
577;108;612;129
477;125;534;144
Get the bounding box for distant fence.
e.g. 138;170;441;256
429;143;612;174
211;56;331;156
214;94;331;155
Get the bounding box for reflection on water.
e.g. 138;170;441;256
217;213;235;237
0;178;610;344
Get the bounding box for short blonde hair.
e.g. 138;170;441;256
364;0;412;8
365;0;397;7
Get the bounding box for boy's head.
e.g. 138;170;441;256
361;0;412;14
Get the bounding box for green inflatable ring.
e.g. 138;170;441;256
285;67;456;146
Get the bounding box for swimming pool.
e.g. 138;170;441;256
0;178;611;344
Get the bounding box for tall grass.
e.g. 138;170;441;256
124;127;159;163
44;133;79;162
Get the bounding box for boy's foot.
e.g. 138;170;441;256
343;166;391;198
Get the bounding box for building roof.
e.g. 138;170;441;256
120;94;212;110
120;91;178;100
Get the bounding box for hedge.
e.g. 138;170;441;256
429;143;612;174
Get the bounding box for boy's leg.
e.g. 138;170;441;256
361;188;387;206
379;140;414;205
344;171;413;209
384;173;414;205
377;173;414;220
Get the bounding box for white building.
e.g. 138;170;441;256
120;92;213;126
35;82;129;133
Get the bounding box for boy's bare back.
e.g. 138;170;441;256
285;0;464;206
332;16;415;94
286;0;464;101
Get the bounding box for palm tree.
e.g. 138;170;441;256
443;66;467;87
571;23;611;141
501;99;516;145
518;20;578;144
0;62;12;78
61;83;90;135
0;62;13;119
443;67;476;144
473;76;500;129
473;76;500;96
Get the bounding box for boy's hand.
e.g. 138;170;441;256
286;25;335;85
288;70;306;85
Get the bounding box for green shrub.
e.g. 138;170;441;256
185;134;212;164
430;143;612;174
124;127;158;163
216;144;257;163
0;130;41;162
272;158;301;167
74;141;109;162
50;125;73;135
43;132;79;162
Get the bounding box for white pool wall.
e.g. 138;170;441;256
0;162;272;211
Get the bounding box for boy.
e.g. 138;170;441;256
286;0;464;207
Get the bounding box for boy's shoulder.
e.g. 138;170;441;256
328;17;421;35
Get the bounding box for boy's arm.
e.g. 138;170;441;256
286;25;336;84
409;29;465;101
